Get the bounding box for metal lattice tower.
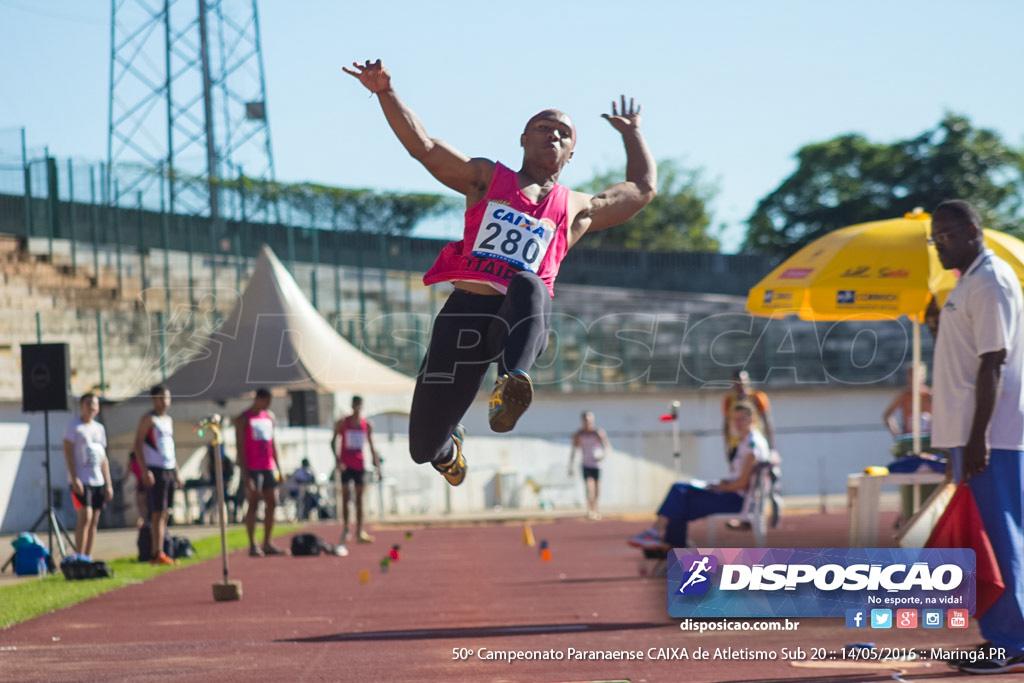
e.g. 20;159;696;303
107;0;276;219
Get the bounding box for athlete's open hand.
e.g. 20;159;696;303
343;59;392;94
601;95;642;133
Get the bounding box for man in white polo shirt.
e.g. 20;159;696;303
929;199;1024;675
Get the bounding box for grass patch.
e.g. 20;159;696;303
0;524;299;629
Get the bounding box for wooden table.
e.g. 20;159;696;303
846;471;947;546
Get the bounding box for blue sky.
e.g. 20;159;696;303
2;0;1023;251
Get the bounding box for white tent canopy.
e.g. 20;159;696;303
161;245;415;404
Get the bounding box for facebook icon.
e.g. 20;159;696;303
846;609;866;629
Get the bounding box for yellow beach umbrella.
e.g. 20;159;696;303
748;209;1024;319
747;210;942;322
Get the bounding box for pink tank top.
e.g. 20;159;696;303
423;163;570;297
244;409;275;470
339;416;368;471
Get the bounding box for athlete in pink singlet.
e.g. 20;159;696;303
344;58;656;487
331;395;381;545
236;388;285;557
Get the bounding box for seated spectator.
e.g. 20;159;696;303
721;370;781;530
628;403;770;550
883;363;933;454
882;362;939;524
288;458;323;521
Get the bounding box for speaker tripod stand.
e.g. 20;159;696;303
36;408;77;561
28;503;75;560
10;337;78;574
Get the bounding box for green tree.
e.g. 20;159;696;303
744;114;1024;255
574;159;721;251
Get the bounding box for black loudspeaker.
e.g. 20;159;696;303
288;390;319;427
21;343;70;412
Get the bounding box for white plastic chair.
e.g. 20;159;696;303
705;461;773;547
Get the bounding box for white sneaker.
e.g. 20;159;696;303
334;544;349;557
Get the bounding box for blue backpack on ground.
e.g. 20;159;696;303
11;532;52;576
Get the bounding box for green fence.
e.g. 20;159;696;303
0;130;925;397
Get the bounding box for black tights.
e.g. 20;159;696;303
409;272;551;465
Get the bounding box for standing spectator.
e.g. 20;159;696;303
568;411;612;520
722;370;774;459
236;388;286;557
62;393;112;560
331;396;381;544
722;370;781;527
133;385;181;566
929;199;1024;675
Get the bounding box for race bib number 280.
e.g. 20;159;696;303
471;202;556;273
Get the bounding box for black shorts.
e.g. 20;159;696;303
147;467;177;513
582;466;600;481
341;469;366;486
73;485;107;510
248;469;279;492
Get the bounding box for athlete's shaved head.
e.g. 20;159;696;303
523;109;576;148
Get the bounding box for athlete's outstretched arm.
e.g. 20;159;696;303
344;59;491;197
570;96;656;242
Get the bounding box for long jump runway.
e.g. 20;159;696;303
0;514;994;682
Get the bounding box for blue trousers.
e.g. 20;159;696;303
950;447;1024;655
657;483;743;548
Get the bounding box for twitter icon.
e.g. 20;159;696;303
870;609;892;629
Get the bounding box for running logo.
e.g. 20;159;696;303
677;554;718;595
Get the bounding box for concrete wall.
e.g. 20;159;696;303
0;384;899;532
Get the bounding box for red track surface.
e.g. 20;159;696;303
0;513;1006;682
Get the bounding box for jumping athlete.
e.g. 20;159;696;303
344;58;656;486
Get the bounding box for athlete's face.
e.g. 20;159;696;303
731;409;753;434
521;111;575;168
80;396;99;422
582;412;595;430
151;390;171;413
